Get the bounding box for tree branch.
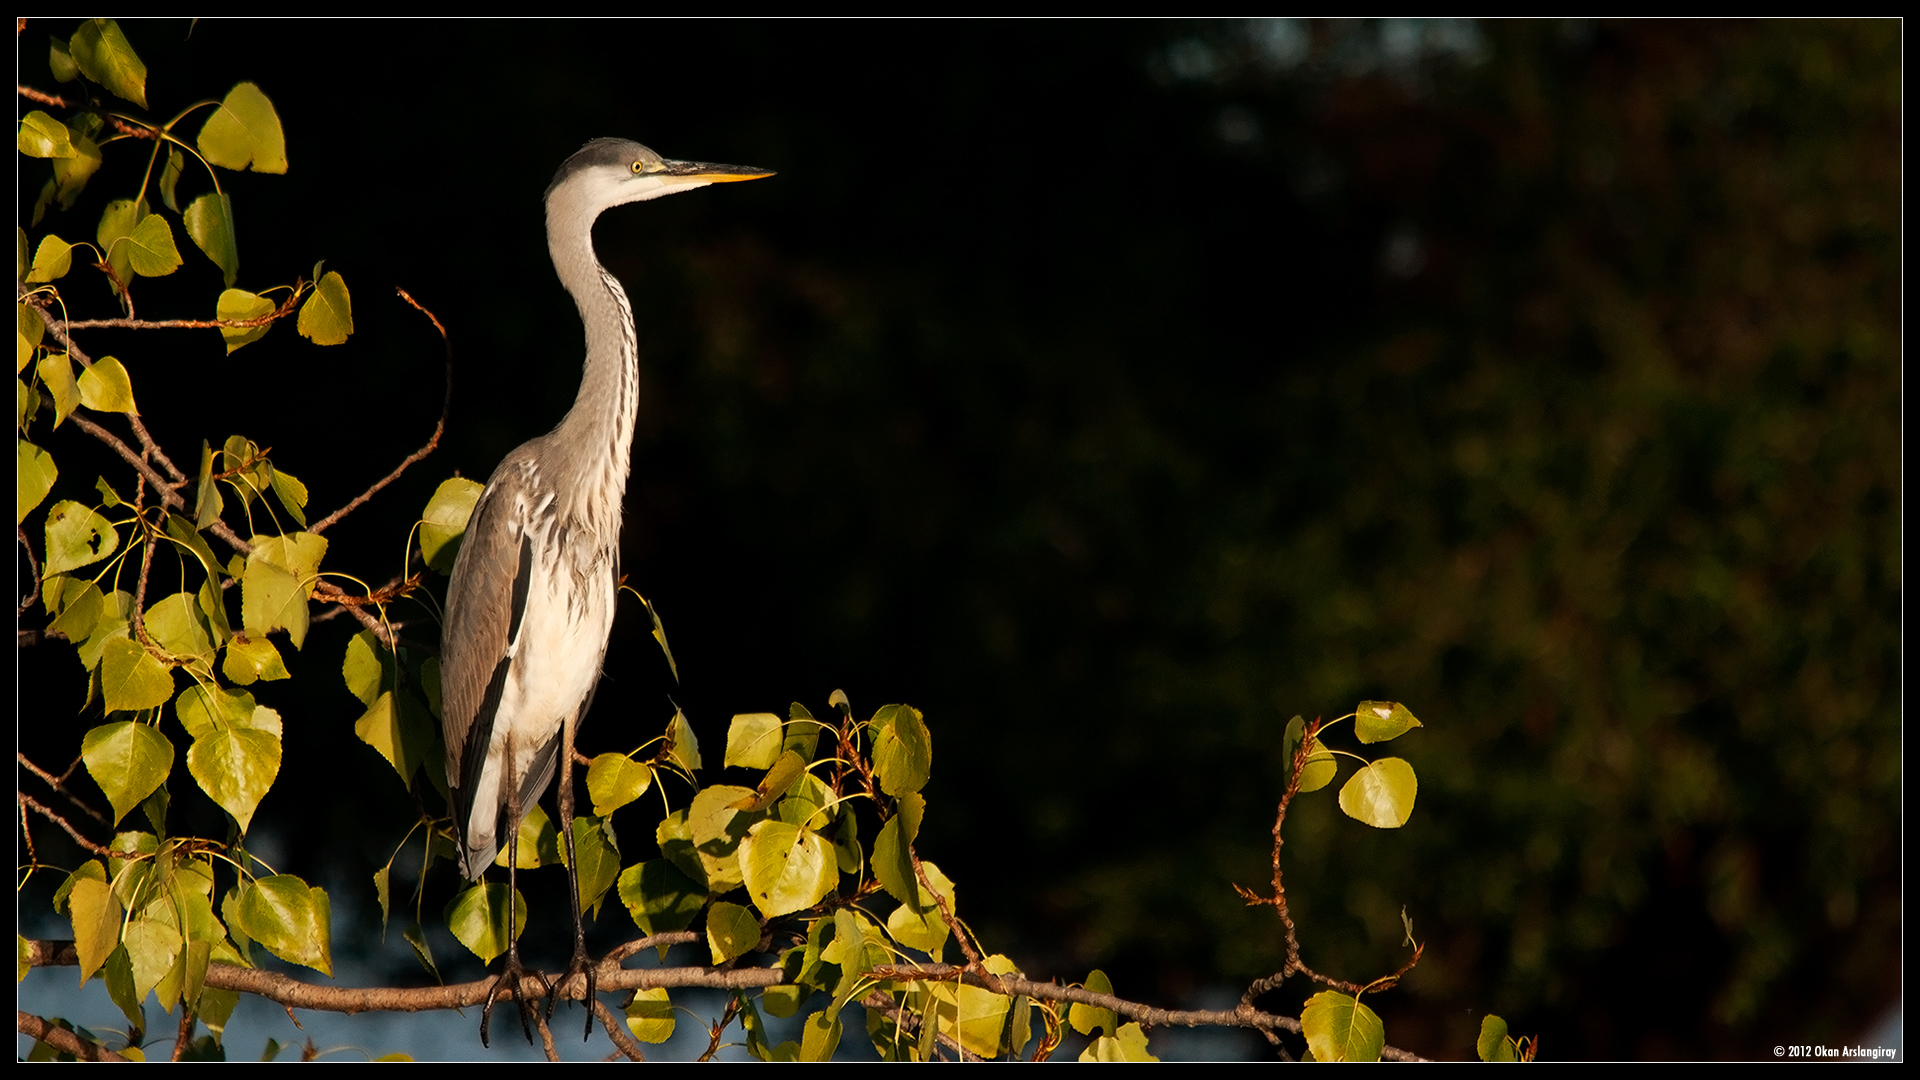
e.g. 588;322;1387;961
22;935;1427;1060
17;1010;132;1062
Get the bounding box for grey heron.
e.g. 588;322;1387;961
439;138;770;1044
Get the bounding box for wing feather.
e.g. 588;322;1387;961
440;464;537;874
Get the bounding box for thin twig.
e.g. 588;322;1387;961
18;524;43;614
592;999;646;1062
171;1006;195;1061
860;988;983;1061
19;752;111;827
19;794;113;857
308;287;453;535
909;843;988;972
19;84;71;108
58;289;299;332
535;1009;559;1062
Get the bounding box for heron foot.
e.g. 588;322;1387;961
480;951;552;1048
547;940;600;1041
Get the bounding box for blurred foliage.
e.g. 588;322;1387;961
19;19;1896;1060
621;21;1898;1058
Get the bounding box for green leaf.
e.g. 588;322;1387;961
1337;756;1418;828
763;982;805;1019
197;82;286;174
158;146;184;212
738;750;807;813
739;819;836;919
46;576;105;643
123;915;182;1003
616;859;707;938
639;592;678;682
347;688;420;786
20;297;45;367
1081;1021;1158;1062
173;682;252;739
871;791;925;908
1286;715;1336;794
738;991;776;1061
625;987;676;1043
587;752;653;817
799;1008;843;1061
568;815;622;919
221;634;289;684
187;705;282;833
495;803;561;870
234;875;332;975
706;901;761;965
872;704;931;797
784;701;822;760
192;442;223;528
125;214;183;278
145;591;216;662
268;468;307;528
26;234;75;284
297;271;353;345
1301;990;1384;1062
884;859;954;955
64;862;121;984
17;110;75;158
18;441;56;524
655;809;712;891
76;355;138;414
51;132;103;210
80;721;174;824
924;972;1013;1058
1068;968;1117;1037
418;477;483;573
35;352;78;427
240;532;327;649
43;499;118;575
666;706;702;774
97;197;142;288
184;192;238;287
774;770;832;830
1354;700;1423;744
99;637;176;713
1478;1014;1519;1062
690;784;758;850
70;20;148;108
341;629;392;706
216;289;275;354
76;590;133;673
726;712;785;770
353;690;433;786
49;35;79;82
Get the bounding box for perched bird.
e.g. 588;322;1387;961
439;138;770;1044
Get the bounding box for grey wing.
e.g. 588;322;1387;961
440;468;536;868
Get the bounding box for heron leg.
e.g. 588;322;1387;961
480;739;549;1047
551;712;597;1040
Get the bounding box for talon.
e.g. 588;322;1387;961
547;943;600;1041
479;953;552;1048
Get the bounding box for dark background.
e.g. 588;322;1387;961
19;20;1900;1060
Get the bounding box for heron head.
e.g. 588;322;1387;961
546;137;773;215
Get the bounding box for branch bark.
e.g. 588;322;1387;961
22;936;1428;1061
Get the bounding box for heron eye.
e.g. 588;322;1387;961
630;161;644;174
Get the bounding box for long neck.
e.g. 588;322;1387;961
546;200;639;533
